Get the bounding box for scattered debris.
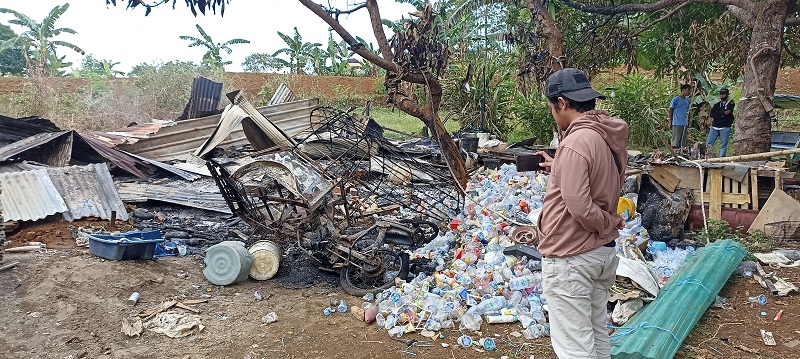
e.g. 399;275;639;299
121;317;143;337
261;312;278;324
760;329;776;346
144;311;204;338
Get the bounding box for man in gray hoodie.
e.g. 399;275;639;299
536;68;629;359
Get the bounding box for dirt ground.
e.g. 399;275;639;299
1;221;799;359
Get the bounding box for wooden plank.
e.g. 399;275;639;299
741;174;749;210
749;189;800;234
751;169;760;210
722;177;729;208
775;172;783;192
756;170;796;178
662;164;703;190
709;168;723;220
650;166;680;192
694;192;751;205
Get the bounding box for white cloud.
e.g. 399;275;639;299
0;1;416;73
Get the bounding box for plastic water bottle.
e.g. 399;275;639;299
337;300;348;313
384;313;398;329
467;296;506;315
509;273;542;291
375;313;386;326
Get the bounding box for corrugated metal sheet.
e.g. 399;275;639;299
0;164;129;222
0;131;153;179
121;151;200;181
0;169;68;221
116;182;231;214
117;98;321;161
268;84;297;105
179;77;224;120
0;131;73;166
74;132;152;179
0;115;61;146
45;163;129;221
611;239;747;359
0;161;47;174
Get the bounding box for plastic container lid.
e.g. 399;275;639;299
203;241;253;285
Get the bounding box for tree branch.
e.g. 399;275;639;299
298;0;427;84
366;0;394;61
727;5;755;27
298;0;396;72
630;2;691;37
559;0;754;16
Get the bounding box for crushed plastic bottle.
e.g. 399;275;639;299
748;294;767;306
337;300;348;313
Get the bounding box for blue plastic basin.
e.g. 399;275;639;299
87;230;165;260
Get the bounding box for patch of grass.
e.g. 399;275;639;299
369;107;461;139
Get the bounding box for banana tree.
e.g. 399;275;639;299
273;27;321;74
179;24;250;70
0;3;84;76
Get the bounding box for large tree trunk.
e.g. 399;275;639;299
733;0;790;155
528;0;565;71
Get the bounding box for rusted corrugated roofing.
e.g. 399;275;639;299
0;115;61;146
0;131;73;166
0;169;68;221
45;164;129;221
74;132;152;179
117;98;321;161
116;182;231;214
0;164;129;222
0;131;153;179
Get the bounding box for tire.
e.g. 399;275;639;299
340;249;409;297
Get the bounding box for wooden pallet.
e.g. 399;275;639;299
651;164;795;220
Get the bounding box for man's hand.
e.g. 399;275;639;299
615;215;624;230
536;151;553;173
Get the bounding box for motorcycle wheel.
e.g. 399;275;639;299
339;249;409;297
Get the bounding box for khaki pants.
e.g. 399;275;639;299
542;246;619;359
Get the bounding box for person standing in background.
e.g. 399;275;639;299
706;88;735;157
669;84;691;151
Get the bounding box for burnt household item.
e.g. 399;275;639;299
516;154;545;172
460;137;479;153
483;158;501;170
87;230;165;260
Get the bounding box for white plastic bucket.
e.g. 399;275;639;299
248;240;281;280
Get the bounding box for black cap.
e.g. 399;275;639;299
545;68;606;102
719;88;729;94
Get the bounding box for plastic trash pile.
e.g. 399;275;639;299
362;164;552;339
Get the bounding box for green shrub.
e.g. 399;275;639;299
605;74;673;149
510;93;555;145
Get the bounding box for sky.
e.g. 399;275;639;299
0;1;417;73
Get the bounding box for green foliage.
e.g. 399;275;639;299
605;74;673;149
128;60;224;120
242;53;286;73
273;27;321;75
636;4;748;81
0;3;84;76
73;54;124;79
0;23;25;75
696;219;775;255
510;93;555;145
179;24;249;70
697;219;734;243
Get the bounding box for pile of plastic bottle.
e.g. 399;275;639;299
365;164;552;339
651;246;693;286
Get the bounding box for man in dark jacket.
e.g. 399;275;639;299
706;88;735;156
